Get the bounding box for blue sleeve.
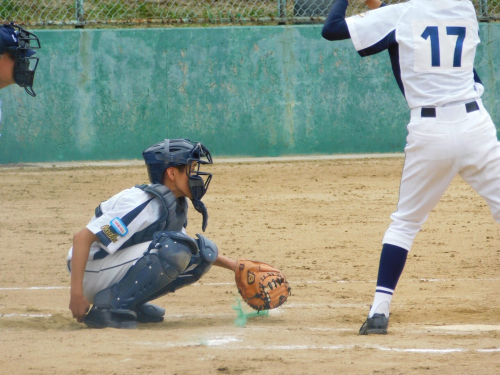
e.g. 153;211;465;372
322;0;350;41
473;68;482;85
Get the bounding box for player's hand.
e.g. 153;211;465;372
69;293;91;323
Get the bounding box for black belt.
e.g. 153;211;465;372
421;101;479;118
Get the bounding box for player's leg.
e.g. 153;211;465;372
361;117;458;334
458;110;500;221
141;233;219;301
84;231;218;329
76;242;166;323
84;231;197;328
80;243;148;304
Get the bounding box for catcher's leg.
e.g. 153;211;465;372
141;233;219;301
84;232;198;329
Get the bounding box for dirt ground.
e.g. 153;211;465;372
1;157;499;375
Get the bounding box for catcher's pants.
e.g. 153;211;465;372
383;99;500;251
68;242;151;304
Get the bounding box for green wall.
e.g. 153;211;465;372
1;24;499;163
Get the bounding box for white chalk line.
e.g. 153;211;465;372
2;277;500;291
0;286;69;291
135;338;500;354
0;313;52;318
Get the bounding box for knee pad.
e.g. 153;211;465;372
93;231;198;311
148;233;219;297
165;233;219;292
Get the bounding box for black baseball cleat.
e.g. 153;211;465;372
135;303;165;323
84;306;137;329
359;313;389;335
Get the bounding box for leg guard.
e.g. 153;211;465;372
143;234;219;300
84;231;197;328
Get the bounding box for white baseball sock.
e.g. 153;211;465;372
368;291;392;318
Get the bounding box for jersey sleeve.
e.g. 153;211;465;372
322;0;350;41
346;3;408;56
86;189;160;254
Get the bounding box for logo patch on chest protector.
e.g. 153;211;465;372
101;225;119;243
247;271;255;285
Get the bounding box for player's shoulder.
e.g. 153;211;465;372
101;186;152;210
114;185;150;200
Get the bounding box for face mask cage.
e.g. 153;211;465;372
8;23;41;97
186;143;213;201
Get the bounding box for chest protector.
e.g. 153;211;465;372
95;184;188;250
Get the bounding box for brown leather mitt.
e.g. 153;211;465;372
235;259;291;311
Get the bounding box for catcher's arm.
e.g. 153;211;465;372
213;254;237;273
69;228;96;323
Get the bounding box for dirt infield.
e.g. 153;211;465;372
1;157;499;375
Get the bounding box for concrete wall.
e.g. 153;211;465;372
1;24;499;163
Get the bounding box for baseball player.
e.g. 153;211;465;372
0;22;40;96
68;138;291;328
322;0;500;334
0;22;40;126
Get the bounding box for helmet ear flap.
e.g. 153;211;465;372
145;161;168;184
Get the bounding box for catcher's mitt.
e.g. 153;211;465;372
235;259;291;311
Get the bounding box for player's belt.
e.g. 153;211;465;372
421;101;479;118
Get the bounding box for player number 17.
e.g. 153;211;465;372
421;26;466;68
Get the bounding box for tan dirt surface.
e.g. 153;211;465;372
1;158;499;375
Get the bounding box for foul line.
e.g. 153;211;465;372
0;313;52;318
135;339;500;354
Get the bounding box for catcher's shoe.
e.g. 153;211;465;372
135;303;165;323
84;306;137;329
359;313;389;335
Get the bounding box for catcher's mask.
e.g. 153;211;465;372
0;22;40;97
143;138;213;231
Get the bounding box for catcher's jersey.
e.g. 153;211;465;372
66;187;186;262
346;0;481;108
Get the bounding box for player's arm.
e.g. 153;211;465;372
213;254;237;273
322;0;386;41
365;0;384;10
322;0;350;41
69;228;98;323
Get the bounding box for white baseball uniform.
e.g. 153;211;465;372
346;0;500;250
66;187;187;302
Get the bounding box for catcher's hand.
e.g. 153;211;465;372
235;259;291;311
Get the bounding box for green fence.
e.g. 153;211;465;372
1;24;500;164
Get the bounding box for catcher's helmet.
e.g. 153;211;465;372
143;138;213;231
0;22;40;97
143;138;212;196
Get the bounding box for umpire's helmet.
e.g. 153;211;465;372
142;138;213;192
0;22;40;97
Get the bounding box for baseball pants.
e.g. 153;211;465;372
383;99;500;250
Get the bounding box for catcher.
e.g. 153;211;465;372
67;138;290;329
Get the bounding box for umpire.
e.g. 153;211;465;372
0;22;40;97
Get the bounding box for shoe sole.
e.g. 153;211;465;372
84;318;137;329
364;328;387;335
